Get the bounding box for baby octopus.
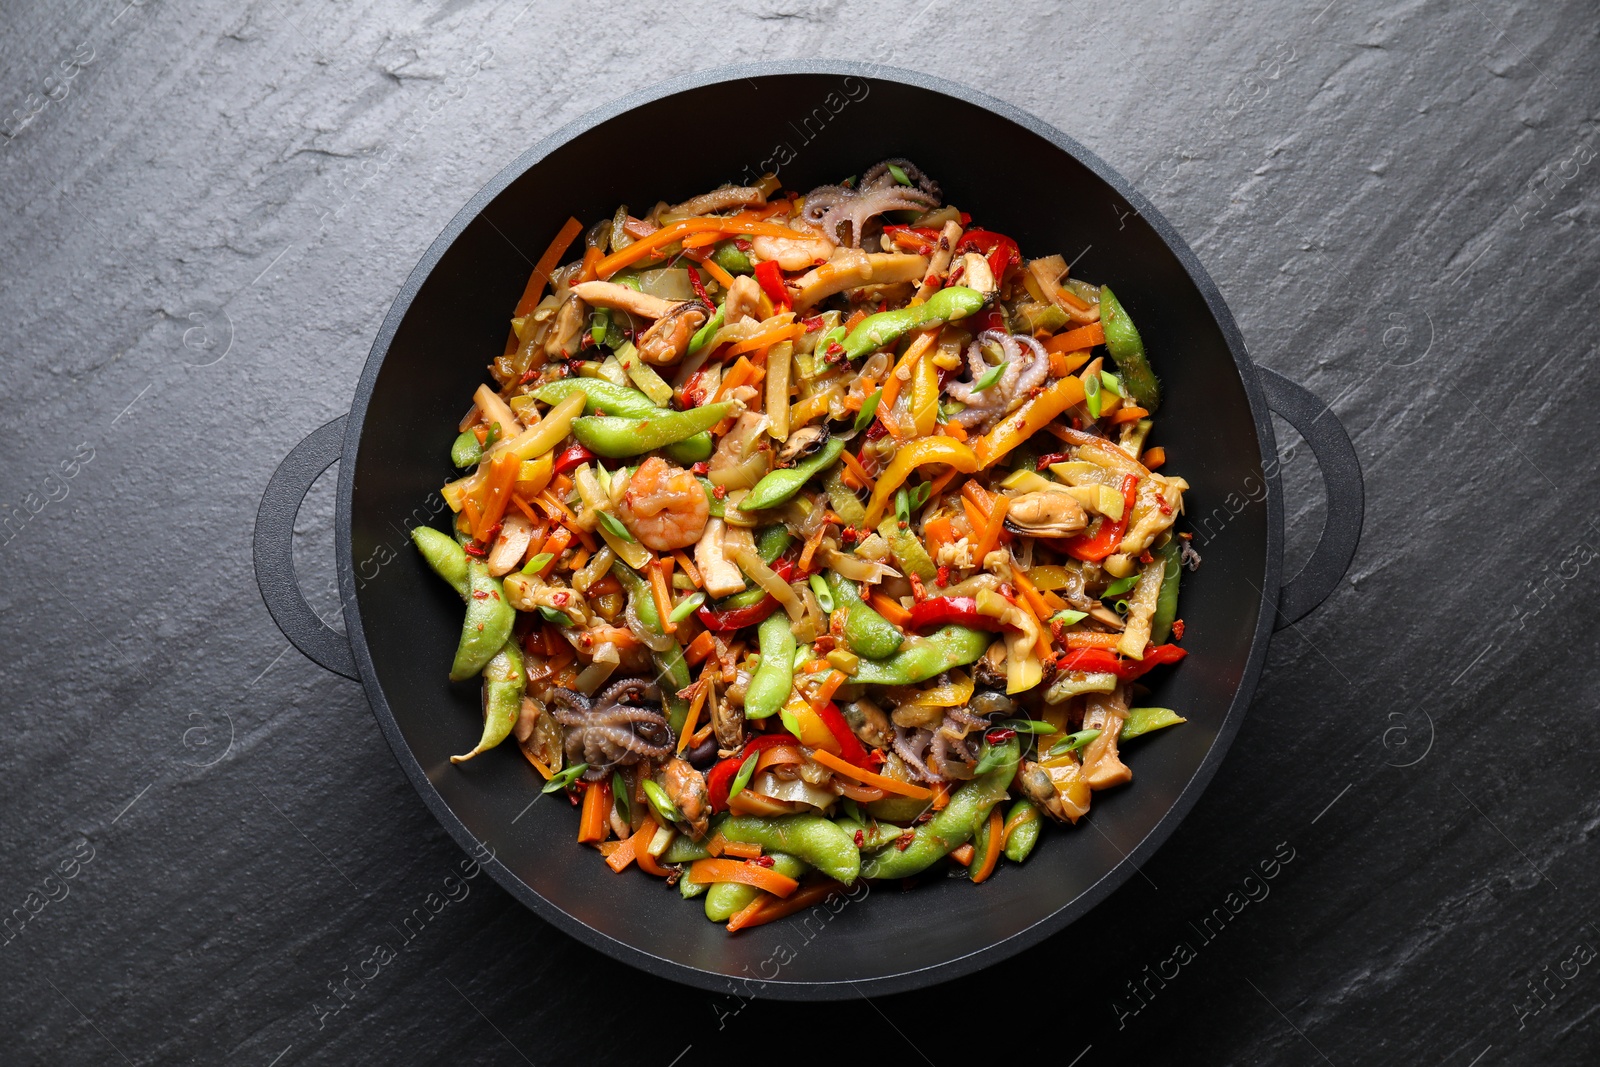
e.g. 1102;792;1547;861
943;330;1050;432
548;678;674;780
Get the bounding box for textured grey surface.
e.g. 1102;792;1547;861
2;1;1597;1064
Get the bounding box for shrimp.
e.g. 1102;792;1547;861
751;218;835;271
617;456;709;551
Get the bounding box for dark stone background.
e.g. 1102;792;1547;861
2;1;1596;1064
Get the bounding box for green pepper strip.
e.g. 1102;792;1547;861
451;641;523;763
840;286;986;361
847;625;991;686
740;438;847;511
1098;285;1160;411
704;852;807;921
535;379;713;464
1001;798;1041;863
611;562;692;734
1148;537;1182;644
743;613;796;720
719;814;861;885
572;402;735;458
449;560;516;682
412;526;470;599
825;572;903;660
861;736;1020;879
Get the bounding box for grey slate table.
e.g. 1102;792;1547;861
3;1;1597;1063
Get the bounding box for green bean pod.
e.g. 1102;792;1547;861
1002;798;1042;863
1148;537;1182;644
840;286;986;361
739;438;847;511
860;736;1020;880
847;625;991;686
703;852;808;921
719;814;862;884
825;572;903;660
451;640;524;763
1099;285;1160;411
412;526;469;599
744;613;797;720
572;402;735;458
449;560;516;682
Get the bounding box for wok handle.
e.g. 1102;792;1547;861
1258;368;1364;630
252;415;359;680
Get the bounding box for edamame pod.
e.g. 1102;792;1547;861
703;852;807;921
664;431;715;465
719;814;861;884
739;438;847;511
1099;285;1160;411
744;613;797;720
1002;798;1042;863
571;402;735;458
825;572;903;660
449;560;515;682
412;526;469;599
534;379;714;464
847;625;991;685
451;640;523;763
1148;537;1182;644
861;736;1020;879
840;286;986;361
833;817;905;851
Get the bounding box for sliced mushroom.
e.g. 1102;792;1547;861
569;280;678;321
636;302;709;365
1004;490;1089;538
694;518;746;598
790;249;929;311
544;294;587;359
486;512;535;576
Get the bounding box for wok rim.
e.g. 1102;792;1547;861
335;59;1282;999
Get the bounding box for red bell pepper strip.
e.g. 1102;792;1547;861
753;259;792;311
707;730;807;811
905;596;1008;634
814;701;872;768
1063;474;1139;562
694;559;798;632
955;229;1022;283
552;443;594;477
1057;643;1187;682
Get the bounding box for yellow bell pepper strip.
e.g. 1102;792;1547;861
910;343;940;437
862;437;978;528
971;375;1086;470
596;217;802;279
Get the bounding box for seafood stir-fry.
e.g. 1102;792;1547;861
414;160;1196;931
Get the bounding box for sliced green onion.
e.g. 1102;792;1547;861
595;510;636;543
854;389;882;433
1050;609;1089;625
1047;729;1102;758
793;646;811;671
1114;599;1130;615
728;750;760;802
1084;373;1103;418
482;421;502;449
999;718;1058;735
887;163;912;186
542;763;588;793
641;779;683;825
809;574;835;613
1102;574;1139;598
895;487;912;526
669;592;706;623
592;308;611;346
522;552;555;575
909;481;933;510
612;772;630;825
1099;370;1123;396
971;361;1008;393
974;742;1012;776
537;606;574;626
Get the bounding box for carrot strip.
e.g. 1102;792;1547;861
755;745;805;774
680;231;724;250
927;465;961;498
672;550;702;589
799;523;827;572
650;558;677;635
476;453;521;538
697;256;737;289
1110;405;1150;424
577;778;612;843
634;818;671;877
973;495;1011;563
924;515;954;560
515;217;584;317
727;879;847;931
520;748;554;781
727;323;803;358
950;843;976;866
1065;632;1123;648
1001;807;1032;850
684;630;717;666
528;526;570;577
704;832;728;858
1044;321;1105;355
1142;446;1167;470
596;218;801;279
809;748;932;800
688;859;800;897
878;330;935;424
725;895;770;932
677;661;714;754
1048;350;1092;378
510;495;542;526
722;841;763;860
712;356;761;402
931;781;951;811
868;592;912;627
809;669;846;711
1009;566;1057;658
838;450;876;495
604;833;638;873
971;806;1003;884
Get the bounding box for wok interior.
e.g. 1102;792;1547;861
349;72;1269;990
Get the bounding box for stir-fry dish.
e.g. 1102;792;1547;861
413;159;1197;931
